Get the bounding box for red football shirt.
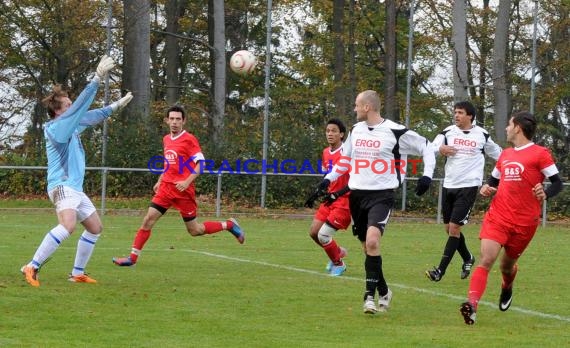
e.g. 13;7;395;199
323;146;350;203
162;130;204;184
487;143;558;226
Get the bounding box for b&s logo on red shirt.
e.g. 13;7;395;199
165;150;177;164
502;160;525;181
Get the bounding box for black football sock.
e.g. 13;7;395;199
456;232;472;261
376;255;389;297
364;254;381;298
438;236;460;274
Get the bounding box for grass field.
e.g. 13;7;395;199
1;210;569;347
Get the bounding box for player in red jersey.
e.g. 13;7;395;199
460;111;563;325
112;105;245;267
305;119;351;276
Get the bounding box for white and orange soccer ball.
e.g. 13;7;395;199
229;50;257;76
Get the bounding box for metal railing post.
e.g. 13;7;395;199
216;173;222;218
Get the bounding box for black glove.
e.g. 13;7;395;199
316;179;330;195
323;185;350;206
304;191;319;208
415;176;432;196
304;179;331;208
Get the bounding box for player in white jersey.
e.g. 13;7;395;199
317;90;436;314
425;101;501;283
20;55;133;287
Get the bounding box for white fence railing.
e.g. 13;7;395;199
1;165;566;227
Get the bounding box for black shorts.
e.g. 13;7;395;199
349;189;394;242
442;186;478;225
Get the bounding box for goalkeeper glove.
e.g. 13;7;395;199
415;176;432;196
110;92;133;111
96;55;115;79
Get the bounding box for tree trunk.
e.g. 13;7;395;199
332;0;347;120
452;0;469;102
384;0;399;121
207;0;226;157
122;0;151;122
492;0;511;144
476;0;491;125
348;0;357;122
165;0;185;104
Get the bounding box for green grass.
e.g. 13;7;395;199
1;211;569;347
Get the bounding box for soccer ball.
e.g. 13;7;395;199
230;50;257;75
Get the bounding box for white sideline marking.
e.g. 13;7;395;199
11;244;569;323
182;248;570;323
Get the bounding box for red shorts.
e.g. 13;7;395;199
151;182;198;219
479;211;538;259
315;202;351;230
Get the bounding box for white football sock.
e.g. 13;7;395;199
31;224;70;268
72;230;100;276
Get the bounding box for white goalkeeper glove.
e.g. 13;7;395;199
110;92;133;111
96;55;115;79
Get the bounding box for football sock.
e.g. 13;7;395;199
31;224;70;268
376;255;388;297
467;266;489;309
501;264;518;289
438;236;460;273
72;230;100;276
130;228;151;262
456;232;471;261
322;240;342;265
204;221;224;234
364;254;382;298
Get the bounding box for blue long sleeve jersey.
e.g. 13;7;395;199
44;79;113;192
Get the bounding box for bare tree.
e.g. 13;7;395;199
474;0;492;124
122;0;151;121
452;0;469;101
165;0;186;104
384;0;398;121
208;0;226;156
332;0;348;119
492;0;511;144
347;0;357;116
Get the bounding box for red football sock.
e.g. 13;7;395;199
130;229;151;262
501;264;518;289
322;240;342;265
467;266;489;309
204;221;224;234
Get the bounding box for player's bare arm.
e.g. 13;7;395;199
175;160;202;192
479;184;497;197
532;183;546;202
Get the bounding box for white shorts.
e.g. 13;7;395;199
48;186;97;222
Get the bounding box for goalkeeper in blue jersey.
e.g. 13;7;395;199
21;55;133;287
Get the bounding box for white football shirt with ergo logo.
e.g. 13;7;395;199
325;119;435;190
432;125;502;188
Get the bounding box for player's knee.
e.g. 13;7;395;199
184;220;204;236
89;225;103;235
317;223;337;245
61;222;76;234
448;223;461;236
